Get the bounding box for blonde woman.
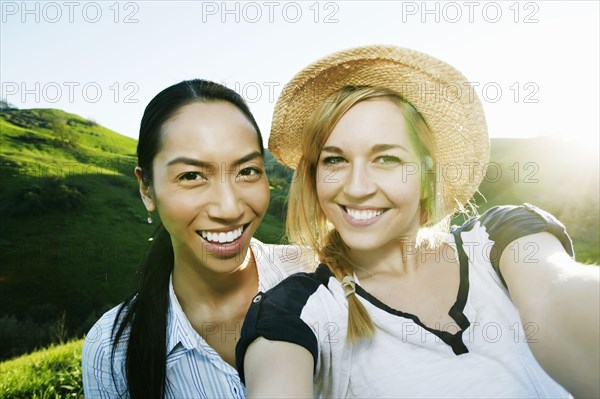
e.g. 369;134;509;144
235;46;599;398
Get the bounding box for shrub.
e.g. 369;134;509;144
12;177;86;216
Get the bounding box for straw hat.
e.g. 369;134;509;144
269;45;490;210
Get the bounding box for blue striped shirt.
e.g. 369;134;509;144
82;239;313;398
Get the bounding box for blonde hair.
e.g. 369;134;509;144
286;86;450;342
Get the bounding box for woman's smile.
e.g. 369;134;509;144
340;205;388;226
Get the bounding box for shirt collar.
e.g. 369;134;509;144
165;239;267;356
166;274;200;354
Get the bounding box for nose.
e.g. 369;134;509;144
343;162;376;199
206;180;244;221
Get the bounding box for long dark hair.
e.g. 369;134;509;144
111;79;263;398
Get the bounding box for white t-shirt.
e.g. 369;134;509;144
237;204;573;398
82;238;314;399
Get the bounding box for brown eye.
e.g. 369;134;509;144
237;167;263;182
179;172;206;182
239;167;262;177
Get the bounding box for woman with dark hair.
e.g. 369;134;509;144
81;79;311;398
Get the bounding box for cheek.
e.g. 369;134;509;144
153;191;196;225
316;180;332;213
247;179;270;213
155;183;196;208
316;167;339;199
315;174;333;216
386;178;421;204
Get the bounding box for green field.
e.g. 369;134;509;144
0;340;83;399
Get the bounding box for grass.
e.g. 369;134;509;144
0;340;83;399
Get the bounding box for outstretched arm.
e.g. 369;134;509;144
501;232;600;398
244;337;314;398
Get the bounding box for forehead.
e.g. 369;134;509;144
158;101;260;161
325;98;411;149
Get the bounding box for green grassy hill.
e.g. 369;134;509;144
1;108;154;359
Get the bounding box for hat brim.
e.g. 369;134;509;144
269;45;489;210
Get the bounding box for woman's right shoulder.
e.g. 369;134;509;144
82;302;130;358
255;263;338;314
82;303;131;396
237;264;339;382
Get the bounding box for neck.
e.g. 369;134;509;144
349;236;422;279
172;248;258;310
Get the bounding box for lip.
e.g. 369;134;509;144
197;223;250;258
339;205;387;227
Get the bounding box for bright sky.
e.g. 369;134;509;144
1;1;599;148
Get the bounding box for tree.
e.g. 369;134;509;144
0;98;17;110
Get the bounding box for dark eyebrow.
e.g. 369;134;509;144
166;151;263;168
167;157;213;169
233;151;263;167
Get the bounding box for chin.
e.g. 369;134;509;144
338;234;385;252
205;255;251;274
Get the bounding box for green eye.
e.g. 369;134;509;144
322;156;346;165
375;155;402;165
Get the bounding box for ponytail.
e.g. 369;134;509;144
111;224;174;398
323;231;375;343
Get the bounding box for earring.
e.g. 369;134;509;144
147;212;153;224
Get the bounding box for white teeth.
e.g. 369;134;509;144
200;226;243;243
346;208;384;221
